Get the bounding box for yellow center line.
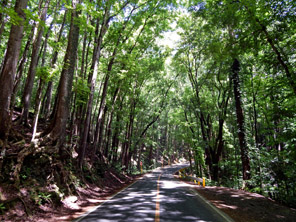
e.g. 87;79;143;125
155;174;161;222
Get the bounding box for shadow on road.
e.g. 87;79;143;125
77;165;227;222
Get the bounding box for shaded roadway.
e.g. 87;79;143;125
75;164;232;222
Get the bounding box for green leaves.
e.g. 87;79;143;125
73;77;90;106
36;66;51;82
3;7;26;25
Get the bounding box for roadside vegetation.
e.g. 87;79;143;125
0;0;295;220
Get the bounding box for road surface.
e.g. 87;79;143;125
75;164;232;222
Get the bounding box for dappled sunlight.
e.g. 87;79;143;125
193;185;296;222
88;199;102;204
161;179;193;189
211;200;238;210
77;164;228;221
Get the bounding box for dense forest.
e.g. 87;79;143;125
0;0;295;215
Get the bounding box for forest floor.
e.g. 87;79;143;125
2;167;296;221
0;172;140;222
0;109;142;221
188;181;296;222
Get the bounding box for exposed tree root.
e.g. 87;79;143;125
13;143;35;186
8;128;25;142
2;196;31;216
12;137;59;186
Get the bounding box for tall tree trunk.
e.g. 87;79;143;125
20;0;50;126
212;118;225;181
0;0;28;174
111;96;125;164
0;0;28;140
93;59;113;152
31;79;45;141
93;6;137;152
45;0;81;146
124;101;135;170
31;25;51;141
232;58;251;182
11;22;36;110
41;9;67;119
78;7;110;169
105;87;120;160
251;72;262;188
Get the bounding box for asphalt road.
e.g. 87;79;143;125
75;164;232;222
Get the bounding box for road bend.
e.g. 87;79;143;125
75;164;232;222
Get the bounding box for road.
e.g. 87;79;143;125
75;164;233;222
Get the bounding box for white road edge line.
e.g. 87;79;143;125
73;176;143;222
189;187;235;222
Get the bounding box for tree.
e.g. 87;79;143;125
0;0;28;141
78;1;111;169
20;0;50;126
231;58;251;181
45;0;81;146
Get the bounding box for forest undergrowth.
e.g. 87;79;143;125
0;110;137;221
0;0;296;220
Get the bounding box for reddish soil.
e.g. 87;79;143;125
0;110;142;222
193;185;296;222
0;173;140;222
2;170;295;221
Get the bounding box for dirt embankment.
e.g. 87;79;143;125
194;185;296;222
0;171;139;222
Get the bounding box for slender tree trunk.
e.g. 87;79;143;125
79;18;89;79
0;0;28;140
31;79;45;141
31;25;51;141
251;73;262;188
20;0;50;126
232;58;251;181
97;105;108;156
124;102;135;170
93;8;136;151
41;8;66;119
93;61;112;151
105;87;120;160
11;22;36;110
78;8;110;169
45;0;81;146
111;96;125;164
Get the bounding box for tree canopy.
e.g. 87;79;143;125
0;0;295;209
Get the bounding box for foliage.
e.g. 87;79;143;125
0;202;5;214
73;77;90;106
36;66;52;82
0;0;295;210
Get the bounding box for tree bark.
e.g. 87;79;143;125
93;6;137;152
31;25;52;141
20;0;50;126
78;7;110;169
11;23;36;110
232;58;251;181
0;0;28;140
41;9;67;119
45;0;81;146
111;96;125;163
105;87;120;160
31;79;45;141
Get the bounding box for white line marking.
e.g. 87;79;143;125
189;188;234;222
